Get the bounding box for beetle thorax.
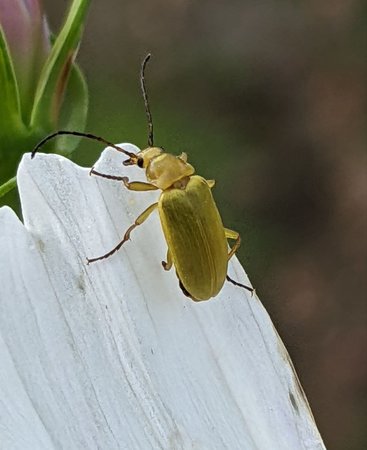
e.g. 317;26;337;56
146;152;195;190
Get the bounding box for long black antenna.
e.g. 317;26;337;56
140;53;154;147
30;131;137;159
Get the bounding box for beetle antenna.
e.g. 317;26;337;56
30;130;137;160
140;53;154;147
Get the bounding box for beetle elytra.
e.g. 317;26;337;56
31;54;254;301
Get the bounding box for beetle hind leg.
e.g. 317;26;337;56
224;228;241;260
226;275;254;295
224;228;254;294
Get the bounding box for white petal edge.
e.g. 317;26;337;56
0;147;326;450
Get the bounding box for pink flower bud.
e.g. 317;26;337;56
0;0;51;115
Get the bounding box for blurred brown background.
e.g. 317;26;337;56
44;1;367;448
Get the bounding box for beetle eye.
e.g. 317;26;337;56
137;157;144;168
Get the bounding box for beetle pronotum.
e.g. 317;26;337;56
31;54;254;301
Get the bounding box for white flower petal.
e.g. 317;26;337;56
0;147;325;449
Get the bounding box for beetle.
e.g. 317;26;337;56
31;54;254;301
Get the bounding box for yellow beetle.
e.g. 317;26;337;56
31;54;253;301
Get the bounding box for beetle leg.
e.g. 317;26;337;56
224;228;241;260
121;177;158;191
162;249;173;271
89;167;125;181
226;275;254;294
90;169;158;191
87;202;158;264
224;228;254;294
206;179;216;189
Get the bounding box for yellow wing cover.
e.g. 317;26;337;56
158;175;228;301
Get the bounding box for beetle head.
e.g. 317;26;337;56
123;146;163;168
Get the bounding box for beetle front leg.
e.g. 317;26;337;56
162;249;173;271
121;177;158;191
87;202;158;264
90;169;158;191
224;228;241;260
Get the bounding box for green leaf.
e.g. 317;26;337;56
30;0;90;130
0;26;24;133
56;62;89;154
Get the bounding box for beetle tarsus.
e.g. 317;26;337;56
90;168;125;182
226;275;254;295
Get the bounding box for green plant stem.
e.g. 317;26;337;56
0;176;17;198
